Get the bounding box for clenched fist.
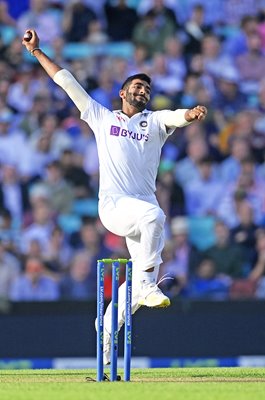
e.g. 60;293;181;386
185;106;207;122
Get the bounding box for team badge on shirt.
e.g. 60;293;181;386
140;121;148;128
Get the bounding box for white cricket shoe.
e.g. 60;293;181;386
138;282;170;308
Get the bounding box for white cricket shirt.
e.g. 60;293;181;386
53;69;189;198
81;99;178;197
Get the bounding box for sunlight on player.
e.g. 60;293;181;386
22;29;207;365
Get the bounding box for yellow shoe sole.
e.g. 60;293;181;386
154;298;171;308
138;297;171;308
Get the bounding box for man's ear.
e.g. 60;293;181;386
119;89;125;100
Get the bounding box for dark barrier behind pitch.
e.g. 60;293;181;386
0;300;264;358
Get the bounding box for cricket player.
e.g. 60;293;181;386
22;30;207;364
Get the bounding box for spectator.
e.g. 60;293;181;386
20;199;55;256
200;33;235;79
17;0;62;45
0;62;12;98
203;220;245;279
0;163;30;225
69;217;112;276
69;119;99;191
150;52;183;97
258;8;265;51
109;56;129;88
0;239;21;300
224;1;261;27
178;73;205;109
67;58;98;92
175;134;209;188
257;147;265;180
158;239;187;298
0;208;21;255
235;31;265;96
217;110;256;156
81;0;106;19
183;4;212;57
231;200;258;275
90;67;120;109
160;0;225;28
218;156;265;227
59;148;93;199
223;15;259;57
62;0;97;42
9;256;59;301
185;156;224;217
18;93;53;138
0;109;29;175
24;238;43;261
132;9;175;58
40;159;74;214
59;250;95;300
156;161;186;219
50;36;71;70
136;0;175;17
27;132;57;179
186;258;230;300
126;44;152;76
104;0;138;42
2;36;24;70
219;137;251;184
86;20;109;45
213;66;248;125
43;225;72;273
163;36;187;82
29;113;72;162
249;228;265;298
159;216;202;296
192;81;218;142
7;64;39;114
0;1;16;28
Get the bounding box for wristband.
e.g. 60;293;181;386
30;48;41;56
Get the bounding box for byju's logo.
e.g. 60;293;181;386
110;125;149;142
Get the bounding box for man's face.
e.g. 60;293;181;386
121;79;151;111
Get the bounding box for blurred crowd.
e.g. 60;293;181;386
1;0;265;302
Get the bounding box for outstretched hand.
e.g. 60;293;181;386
21;29;39;53
185;106;207;122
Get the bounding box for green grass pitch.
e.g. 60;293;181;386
1;368;265;400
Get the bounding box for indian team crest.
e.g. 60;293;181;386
140;121;148;128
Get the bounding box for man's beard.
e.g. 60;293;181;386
125;91;147;110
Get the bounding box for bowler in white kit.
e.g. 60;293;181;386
22;30;207;364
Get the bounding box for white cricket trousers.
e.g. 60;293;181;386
98;194;166;332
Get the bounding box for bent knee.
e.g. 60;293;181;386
140;206;166;229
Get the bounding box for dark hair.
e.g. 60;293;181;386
198;155;213;165
46;160;61;169
121;73;151;89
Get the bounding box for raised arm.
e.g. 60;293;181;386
22;29;90;114
160;106;208;129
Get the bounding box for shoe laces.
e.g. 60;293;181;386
142;274;173;298
157;273;174;286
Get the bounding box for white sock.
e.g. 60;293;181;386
140;266;160;285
